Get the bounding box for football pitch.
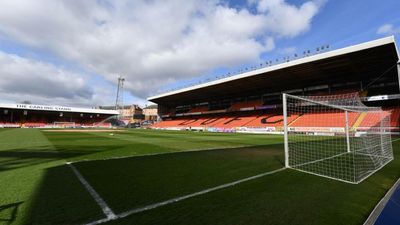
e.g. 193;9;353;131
0;129;400;225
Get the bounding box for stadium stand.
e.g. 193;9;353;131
289;112;360;127
24;122;47;128
388;107;400;128
153;106;400;132
221;115;258;127
230;100;263;111
355;108;399;130
188;105;208;113
0;103;118;128
358;112;385;128
149;37;400;133
154;111;298;130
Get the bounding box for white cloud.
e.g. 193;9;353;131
0;0;324;101
253;0;324;37
0;51;110;107
377;24;400;35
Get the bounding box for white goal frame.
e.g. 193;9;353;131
283;93;394;184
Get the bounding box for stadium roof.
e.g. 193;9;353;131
0;103;119;115
148;36;399;106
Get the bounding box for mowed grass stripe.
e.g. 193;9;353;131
90;130;283;152
43;131;172;161
0;128;55;151
0;129;60;171
0;129;108;225
120;128;282;142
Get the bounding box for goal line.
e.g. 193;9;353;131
291;146;394;169
290;151;349;168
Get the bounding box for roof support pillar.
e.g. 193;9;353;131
397;61;400;92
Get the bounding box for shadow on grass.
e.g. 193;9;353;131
22;165;104;225
0;201;23;225
72;143;285;213
22;142;284;224
0;145;126;172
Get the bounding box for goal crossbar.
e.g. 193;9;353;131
284;93;381;113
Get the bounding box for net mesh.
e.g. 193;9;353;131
284;93;393;184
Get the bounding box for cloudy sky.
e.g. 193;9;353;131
0;0;399;107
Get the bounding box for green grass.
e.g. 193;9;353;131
75;144;283;213
0;128;399;225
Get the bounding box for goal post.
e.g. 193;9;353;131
345;110;351;153
282;93;393;184
283;93;289;168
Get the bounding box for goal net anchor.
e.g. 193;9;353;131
282;93;394;184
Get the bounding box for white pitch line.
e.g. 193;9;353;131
119;167;286;218
67;163;117;220
83;167;286;225
74;137;399;225
292;151;348;168
363;176;400;225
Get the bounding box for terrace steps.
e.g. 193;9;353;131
351;112;367;130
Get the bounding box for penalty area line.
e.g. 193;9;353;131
83;167;286;225
67;162;117;220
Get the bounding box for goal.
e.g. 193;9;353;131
282;93;393;184
53;121;76;128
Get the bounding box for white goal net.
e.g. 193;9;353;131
283;93;393;184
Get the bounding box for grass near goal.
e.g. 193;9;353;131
283;93;394;184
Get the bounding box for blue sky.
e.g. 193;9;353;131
171;0;400;91
0;0;398;107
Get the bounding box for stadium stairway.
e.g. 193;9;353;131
359;112;383;128
287;114;302;126
351;112;367;131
